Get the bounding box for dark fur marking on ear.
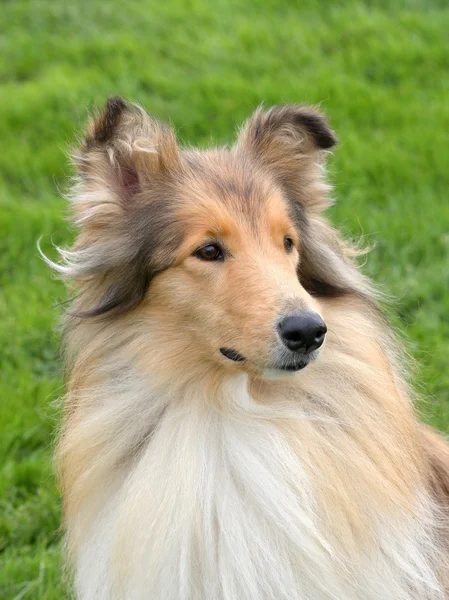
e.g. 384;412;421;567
94;96;128;144
292;110;337;150
251;105;337;151
83;97;129;151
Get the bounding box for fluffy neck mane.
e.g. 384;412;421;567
60;296;445;600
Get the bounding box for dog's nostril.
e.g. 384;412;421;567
314;330;326;347
278;313;327;352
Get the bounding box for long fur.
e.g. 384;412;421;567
48;99;449;599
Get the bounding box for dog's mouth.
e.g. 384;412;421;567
220;347;310;373
220;347;247;363
276;360;309;372
258;357;312;380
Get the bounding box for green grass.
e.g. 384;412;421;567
1;0;448;597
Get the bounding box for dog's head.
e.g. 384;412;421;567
65;98;369;378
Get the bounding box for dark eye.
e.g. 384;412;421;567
194;244;224;261
284;236;294;253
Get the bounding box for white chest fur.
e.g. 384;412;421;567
73;375;444;600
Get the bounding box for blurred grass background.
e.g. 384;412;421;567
1;0;448;597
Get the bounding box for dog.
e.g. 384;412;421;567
49;98;449;599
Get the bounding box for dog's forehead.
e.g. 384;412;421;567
180;149;292;227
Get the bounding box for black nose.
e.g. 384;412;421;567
278;313;327;352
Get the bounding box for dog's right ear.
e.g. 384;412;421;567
55;99;184;317
74;97;182;205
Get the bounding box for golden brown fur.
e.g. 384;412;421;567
51;98;449;599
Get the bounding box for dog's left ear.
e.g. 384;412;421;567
235;105;337;212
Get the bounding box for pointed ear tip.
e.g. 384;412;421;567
103;96;130;119
83;97;130;148
245;103;337;150
106;95;128;107
295;106;338;149
104;96;129;116
320;129;338;149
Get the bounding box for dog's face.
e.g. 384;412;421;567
147;155;326;378
69;100;365;379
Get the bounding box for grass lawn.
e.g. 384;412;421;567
1;0;449;597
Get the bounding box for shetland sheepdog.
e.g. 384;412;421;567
48;98;449;599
